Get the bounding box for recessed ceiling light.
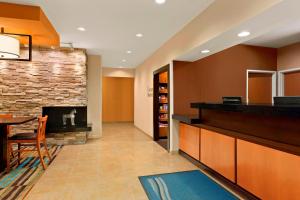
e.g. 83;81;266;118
127;50;132;54
155;0;166;4
238;31;250;37
136;33;143;38
201;49;210;54
122;59;127;62
77;27;86;32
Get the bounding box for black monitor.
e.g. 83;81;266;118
273;96;300;105
222;96;242;104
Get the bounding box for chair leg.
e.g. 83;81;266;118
6;142;11;173
43;139;52;161
10;144;14;158
17;143;21;165
37;143;46;170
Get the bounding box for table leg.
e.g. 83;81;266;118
0;125;8;172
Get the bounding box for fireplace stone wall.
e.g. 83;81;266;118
0;47;88;144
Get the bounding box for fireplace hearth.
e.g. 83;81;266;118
42;106;91;134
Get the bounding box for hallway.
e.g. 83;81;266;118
26;123;197;200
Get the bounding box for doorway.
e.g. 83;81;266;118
153;65;170;151
246;70;277;104
278;67;300;96
102;77;134;122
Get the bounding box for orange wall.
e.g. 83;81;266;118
174;45;277;114
277;42;300;96
102;77;134;122
277;42;300;70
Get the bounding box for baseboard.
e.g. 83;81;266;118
134;125;153;140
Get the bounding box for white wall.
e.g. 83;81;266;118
134;64;160;137
102;67;135;78
87;55;102;138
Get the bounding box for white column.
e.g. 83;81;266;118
169;61;179;152
87;55;102;138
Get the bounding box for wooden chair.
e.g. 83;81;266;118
6;116;52;173
0;114;14;158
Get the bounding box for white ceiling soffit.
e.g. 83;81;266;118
245;20;300;48
177;0;300;62
6;0;215;68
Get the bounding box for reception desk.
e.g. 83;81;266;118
173;103;300;200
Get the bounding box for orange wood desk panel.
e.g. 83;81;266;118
237;139;300;200
179;123;200;161
200;129;235;182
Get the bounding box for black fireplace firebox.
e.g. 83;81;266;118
42;106;91;134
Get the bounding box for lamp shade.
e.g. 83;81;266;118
0;34;20;59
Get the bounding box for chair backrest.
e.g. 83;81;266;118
37;116;48;140
0;114;13;134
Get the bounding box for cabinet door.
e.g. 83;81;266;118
201;129;235;182
179;123;200;160
237;140;300;200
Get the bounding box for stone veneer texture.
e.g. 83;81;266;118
0;48;87;133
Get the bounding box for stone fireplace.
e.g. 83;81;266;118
42;106;91;145
43;106;89;133
0;47;90;144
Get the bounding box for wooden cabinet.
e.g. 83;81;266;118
237;139;300;200
179;123;200;160
200;129;235;182
178;122;300;198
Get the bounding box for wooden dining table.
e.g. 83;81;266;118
0;116;37;172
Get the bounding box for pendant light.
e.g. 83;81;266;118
0;28;20;59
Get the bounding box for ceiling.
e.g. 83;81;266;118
177;0;300;62
0;2;59;47
245;20;300;48
4;0;214;68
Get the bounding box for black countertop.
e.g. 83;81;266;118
172;114;201;124
191;102;300;117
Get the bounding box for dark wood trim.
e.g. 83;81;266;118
172;114;201;124
179;150;260;200
153;73;160;141
0;117;37;125
0;125;7;172
199;128;201;161
234;138;237;184
167;65;170;151
153;64;169;75
191;102;300;117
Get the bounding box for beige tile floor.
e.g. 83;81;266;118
25;123;198;200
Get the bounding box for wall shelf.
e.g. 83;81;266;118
153;65;170;150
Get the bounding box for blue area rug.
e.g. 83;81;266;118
0;145;63;200
139;170;239;200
